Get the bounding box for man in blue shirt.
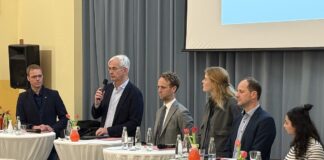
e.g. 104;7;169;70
224;77;276;160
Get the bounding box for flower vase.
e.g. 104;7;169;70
188;144;200;160
7;120;13;133
70;127;80;142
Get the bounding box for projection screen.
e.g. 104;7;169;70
185;0;324;50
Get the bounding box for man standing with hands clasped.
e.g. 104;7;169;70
16;64;68;160
153;72;193;145
92;54;144;137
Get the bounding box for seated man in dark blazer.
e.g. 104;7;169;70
153;72;193;145
92;54;144;137
224;77;276;160
16;64;68;160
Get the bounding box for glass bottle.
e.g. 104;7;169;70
208;137;216;159
182;134;190;157
16;116;21;130
146;127;153;151
121;126;128;149
175;134;183;158
135;126;141;149
65;120;72;139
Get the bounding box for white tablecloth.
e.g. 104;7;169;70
54;138;122;160
0;131;55;160
103;146;175;160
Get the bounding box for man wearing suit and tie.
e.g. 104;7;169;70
153;72;193;145
92;54;144;137
16;64;68;160
224;77;276;160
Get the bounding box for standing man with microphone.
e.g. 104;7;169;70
91;54;144;137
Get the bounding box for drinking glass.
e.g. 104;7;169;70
21;124;27;134
199;149;205;160
64;129;71;140
127;137;134;149
249;150;260;160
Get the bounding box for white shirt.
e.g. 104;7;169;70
162;98;176;127
104;79;129;128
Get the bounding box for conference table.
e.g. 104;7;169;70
103;146;175;160
54;138;122;160
0;131;55;160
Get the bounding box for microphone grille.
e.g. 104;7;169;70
103;79;108;85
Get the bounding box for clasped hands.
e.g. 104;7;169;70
32;124;53;132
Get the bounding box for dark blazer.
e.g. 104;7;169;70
91;81;144;137
153;100;193;145
198;97;241;157
224;106;276;160
16;87;68;136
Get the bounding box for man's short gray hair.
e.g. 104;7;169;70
108;54;130;70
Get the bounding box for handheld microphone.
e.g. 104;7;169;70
96;79;108;101
101;79;108;91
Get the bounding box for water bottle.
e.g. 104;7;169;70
121;126;128;149
146;128;153;151
17;116;21;130
175;134;183;158
182;134;190;157
208;137;216;159
135;126;141;149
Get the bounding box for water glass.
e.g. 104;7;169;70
199;149;205;160
127;137;134;149
20;124;27;134
249;150;261;160
64;129;71;140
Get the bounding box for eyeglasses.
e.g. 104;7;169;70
108;67;124;71
29;75;43;79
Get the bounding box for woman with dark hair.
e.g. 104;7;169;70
284;104;324;159
198;66;241;157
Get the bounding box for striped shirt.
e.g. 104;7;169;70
285;138;324;160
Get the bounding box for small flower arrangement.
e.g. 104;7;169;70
183;126;199;147
184;127;200;160
66;114;79;129
235;139;248;160
0;107;11;130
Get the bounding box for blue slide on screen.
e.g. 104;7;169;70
222;0;324;25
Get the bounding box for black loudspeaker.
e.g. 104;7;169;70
8;44;40;89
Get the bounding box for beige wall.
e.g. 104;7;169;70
0;0;18;80
0;0;19;116
0;0;82;118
